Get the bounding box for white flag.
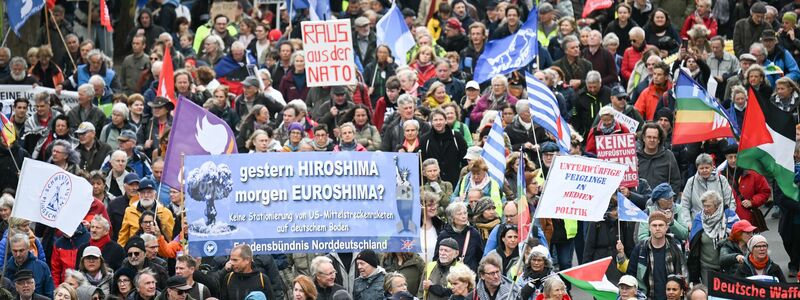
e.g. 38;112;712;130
13;159;93;235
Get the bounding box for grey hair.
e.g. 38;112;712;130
731;85;747;99
310;255;333;276
204;35;225;52
87;49;104;61
112;103;130;119
445;201;468;220
158;32;173;42
151;61;162;74
515;99;530;114
700;190;723;208
478;253;503;275
88;75;106;87
750;43;767;57
64;269;88;287
602;33;620;47
420;191;439;205
91;214;111;232
9;57;27;69
491;75;508;89
397;69;418;82
231;41;246;51
0;47;10;56
52;139;80;166
422;158;439;170
561;35;580;53
403;119;420;130
9;233;29;248
338;122;356;133
258;68;272;82
111;150;129;161
695;153;714;167
0;194;13;209
134;268;157;288
543;276;567;297
586;71;602;84
287;99;308;114
397;94;416;107
290;51;305;66
629;27;645;38
140;233;156;243
78;83;95;98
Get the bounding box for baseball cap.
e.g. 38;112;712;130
124;173;141;185
611;85;627;98
82;246;102;258
166;276;193;291
464;146;482;160
118;130;137;142
465;81;480;90
355;17;370;27
138;178;157;191
619;275;638;287
75;122;96;134
242;76;260;88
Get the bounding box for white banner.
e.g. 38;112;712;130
301;19;357;87
534;156;627;221
13;158;93;236
0;85;79;116
614;110;640;133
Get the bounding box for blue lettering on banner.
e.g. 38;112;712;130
185;152;421;255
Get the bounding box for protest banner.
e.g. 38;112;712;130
534;156;627;221
614;110;639;133
185;152;421;256
301;19;357;87
0;85;79;116
595;133;638;188
210;1;239;23
708;271;800;299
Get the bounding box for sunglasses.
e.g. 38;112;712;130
171;289;186;295
128;251;142;257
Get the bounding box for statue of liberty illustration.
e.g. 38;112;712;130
394;156;415;233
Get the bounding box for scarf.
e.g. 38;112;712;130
89;234;111;249
488;93;508;110
402;138;419;152
338;140;358;151
702;204;726;248
748;253;769;270
470;173;491;190
647;239;677;298
599;120;617;135
475;219;500;241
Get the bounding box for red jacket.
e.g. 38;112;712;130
51;225;90;286
584;121;631;155
729;170;771;223
621;45;655;81
680;13;718;39
635;80;673;121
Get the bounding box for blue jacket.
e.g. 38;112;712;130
689;208;739;241
765;48;800;86
5;252;55;298
0;233;46;269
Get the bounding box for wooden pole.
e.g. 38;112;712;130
49;10;76;70
45;9;52;46
87;0;93;43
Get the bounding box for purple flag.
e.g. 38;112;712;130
162;98;238;189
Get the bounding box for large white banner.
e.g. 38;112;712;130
0;85;79;116
13;158;93;236
534;156;627;221
301;19;357;87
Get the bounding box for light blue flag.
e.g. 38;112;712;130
481;113;506;187
473;5;538;83
287;0;330;20
525;72;571;153
376;4;416;66
617;192;648;222
7;0;45;36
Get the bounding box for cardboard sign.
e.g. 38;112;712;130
614;110;640;133
301;19;357;87
595;133;639;188
210;1;239;23
534;156;627;221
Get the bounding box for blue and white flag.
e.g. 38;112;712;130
473;6;538;83
8;0;46;36
617;192;648;222
525;72;571;153
287;0;330;21
481;113;506;186
376;4;416;66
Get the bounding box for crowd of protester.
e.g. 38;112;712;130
0;0;799;299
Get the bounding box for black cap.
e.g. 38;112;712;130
125;236;146;252
540;141;559;153
124;173;141;185
402;8;416;18
332;86;347;95
761;29;777;41
723;143;739;155
14;269;33;282
391;291;416;300
148;97;175;110
138;178;157;191
355;250;379;268
166;276;193;291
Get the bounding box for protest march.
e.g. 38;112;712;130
2;0;800;300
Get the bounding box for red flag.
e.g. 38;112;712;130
582;0;614;18
100;0;114;32
157;49;176;106
47;0;56;10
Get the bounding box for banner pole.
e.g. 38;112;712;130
179;153;187;255
87;0;93;43
0;28;11;48
49;10;77;70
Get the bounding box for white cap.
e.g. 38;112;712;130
619;275;638;287
466;81;480;90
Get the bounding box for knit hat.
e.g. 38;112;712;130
784;12;798;24
439;237;460;252
654;107;673;124
747;234;768;251
333;290;352;300
242;76;260;88
268;29;282;42
125;236;146;252
761;29;778;41
472;198;496;218
648;210;670;224
723;143;739;155
355;249;380;268
751;2;767;14
288;122;304;133
650;183;675;202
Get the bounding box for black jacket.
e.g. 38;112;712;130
421;126;468;186
219;271;275;300
108;195;132;242
574;86;612;136
234;93;285;120
504;116;550;163
434;225;484;271
735;258;786;282
0;145;27;192
380;116;432;151
584;217;637;263
77;140;113;173
315;281;346;300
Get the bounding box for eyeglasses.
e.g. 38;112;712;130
128;251;142;257
481;271;501;277
319;270;336;277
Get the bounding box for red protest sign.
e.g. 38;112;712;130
595;133;638;188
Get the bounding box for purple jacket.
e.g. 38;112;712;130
469;93;519;125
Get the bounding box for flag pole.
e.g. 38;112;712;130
45;9;52;46
0;28;10;47
49;9;76;70
179;152;187;255
87;0;93;42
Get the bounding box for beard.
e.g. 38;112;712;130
10;71;25;82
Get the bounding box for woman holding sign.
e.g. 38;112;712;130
583;106;630;155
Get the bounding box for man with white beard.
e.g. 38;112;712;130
0;57;38;85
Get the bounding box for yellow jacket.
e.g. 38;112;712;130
117;202;175;246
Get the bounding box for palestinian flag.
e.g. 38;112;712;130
738;88;799;200
559;257;619;300
672;70;736;144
